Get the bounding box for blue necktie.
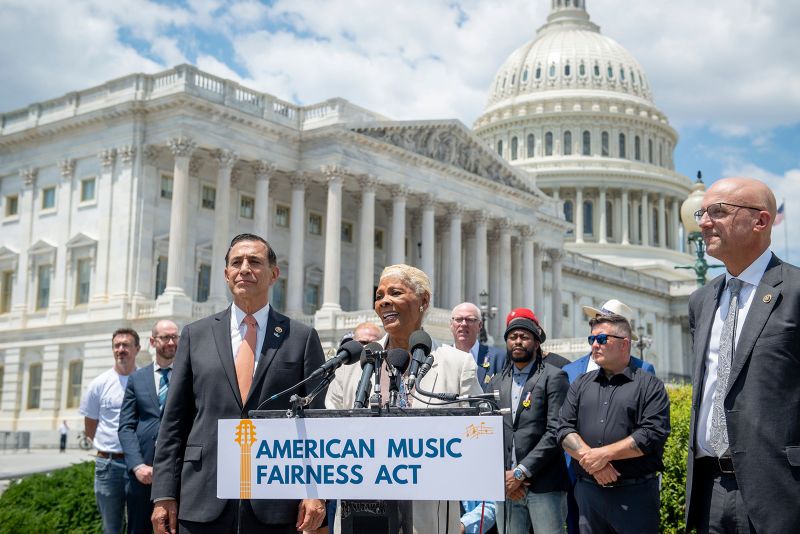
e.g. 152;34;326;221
157;368;170;412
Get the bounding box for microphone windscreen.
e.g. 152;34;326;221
409;330;433;355
360;342;383;368
339;340;365;365
386;348;411;373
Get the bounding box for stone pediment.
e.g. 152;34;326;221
65;232;97;249
350;121;536;195
28;239;57;256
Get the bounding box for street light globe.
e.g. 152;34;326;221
681;173;706;234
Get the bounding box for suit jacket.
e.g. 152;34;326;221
476;344;506;391
685;254;800;533
563;353;655;385
118;363;162;474
151;306;325;525
489;361;570;493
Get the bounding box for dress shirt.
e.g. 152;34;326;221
558;362;670;479
586;357;599;373
152;363;173;392
469;339;481;366
695;248;771;457
230;303;270;373
510;361;534;471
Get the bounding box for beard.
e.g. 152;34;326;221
507;345;536;364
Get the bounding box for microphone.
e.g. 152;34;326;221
308;339;364;380
385;348;410;407
417;354;435;382
406;330;432;390
353;342;383;409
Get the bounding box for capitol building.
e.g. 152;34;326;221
0;0;696;442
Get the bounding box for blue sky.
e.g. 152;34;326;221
1;0;798;263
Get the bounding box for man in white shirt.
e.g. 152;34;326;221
80;327;140;534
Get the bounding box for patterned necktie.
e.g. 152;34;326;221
709;278;743;457
157;368;169;412
236;314;257;403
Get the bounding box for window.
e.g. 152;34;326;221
619;133;626;158
607;200;614;238
27;363;42;409
579;62;586;77
240;195;255;219
272;279;286;312
607;65;614;79
66;361;82;408
308;213;322;236
564;63;571;77
548;64;556;77
303;284;320;315
522;67;529;82
620;68;625;81
635;136;641;161
201;185;216;210
374;229;384;250
510;73;515;85
601;131;609;157
593;63;600;77
155;256;167;298
80;178;96;202
526;134;535;158
5;195;19;217
583;201;593;235
563;200;574;223
563;131;572;155
1;271;12;313
41;187;56;210
562;303;570;318
75;258;91;305
276;204;290;227
196;264;211;302
648;139;654;164
510;137;518;160
36;265;51;310
160;175;173;200
582;130;591;155
659;143;663;167
535;66;542;79
545;132;553;156
341;221;354;243
496;140;503;157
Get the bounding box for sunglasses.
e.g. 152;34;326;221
587;333;626;345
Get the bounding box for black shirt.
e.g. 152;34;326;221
557;362;670;479
543;352;571;369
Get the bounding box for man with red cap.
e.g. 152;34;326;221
507;308;570;369
489;308;570;534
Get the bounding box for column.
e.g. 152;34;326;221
621;188;630;245
658;193;667;248
488;229;500;336
511;237;523;308
498;221;512;332
464;224;476;302
357;176;376;310
640;192;650;247
575;187;584;243
209;149;237;306
254;160;274;239
286;175;307;314
321;166;344;311
132;146;160;301
12;169;36;313
522;228;535;309
533;243;544;315
0;348;22;421
439;224;451;306
420;195;436;292
90;149;116;303
40;344;62;416
447;205;463;308
49;159;75;316
389;187;407;265
670;317;686;377
670;197;681;251
473;212;488;301
109;145;136;301
631;196;640;244
598;187;608;244
549;249;563;338
163;137;196;297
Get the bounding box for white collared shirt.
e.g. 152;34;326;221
469;339;481;366
696;248;772;457
230;303;271;374
153;363;173;392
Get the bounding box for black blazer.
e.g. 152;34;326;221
118;363;162;473
685;254;800;533
151;306;325;525
489;361;570;493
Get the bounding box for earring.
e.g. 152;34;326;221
419;306;424;312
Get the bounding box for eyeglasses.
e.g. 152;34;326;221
587;333;626;345
155;335;179;342
693;202;763;224
451;317;480;325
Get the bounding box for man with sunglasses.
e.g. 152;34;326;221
685;177;800;534
558;313;670;534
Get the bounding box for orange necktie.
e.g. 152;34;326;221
236;314;257;402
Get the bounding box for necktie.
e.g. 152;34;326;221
157;368;169;412
236;315;257;403
709;278;743;457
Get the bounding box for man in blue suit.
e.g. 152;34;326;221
450;302;505;390
118;319;179;534
562;299;655;534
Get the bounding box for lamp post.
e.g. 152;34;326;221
634;325;652;360
675;171;723;286
478;290;498;344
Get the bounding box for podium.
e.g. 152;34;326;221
225;406;503;534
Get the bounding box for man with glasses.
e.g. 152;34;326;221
450;302;505;390
118;319;179;533
685;177;800;533
80;327;141;534
558;313;670;534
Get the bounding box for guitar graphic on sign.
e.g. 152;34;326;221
234;419;257;499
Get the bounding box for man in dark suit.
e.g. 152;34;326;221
450;302;505;390
686;177;800;533
489;308;570;533
118;319;179;533
151;234;326;534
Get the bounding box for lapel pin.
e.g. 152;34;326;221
484;374;492;384
274;326;283;337
482;357;490;368
762;294;772;303
522;391;532;409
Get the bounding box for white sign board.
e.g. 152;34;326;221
217;416;504;500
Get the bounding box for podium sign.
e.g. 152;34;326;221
218;415;504;500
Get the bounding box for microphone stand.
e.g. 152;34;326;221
287;370;335;418
368;350;384;412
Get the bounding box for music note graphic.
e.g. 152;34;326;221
234;419;258;499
